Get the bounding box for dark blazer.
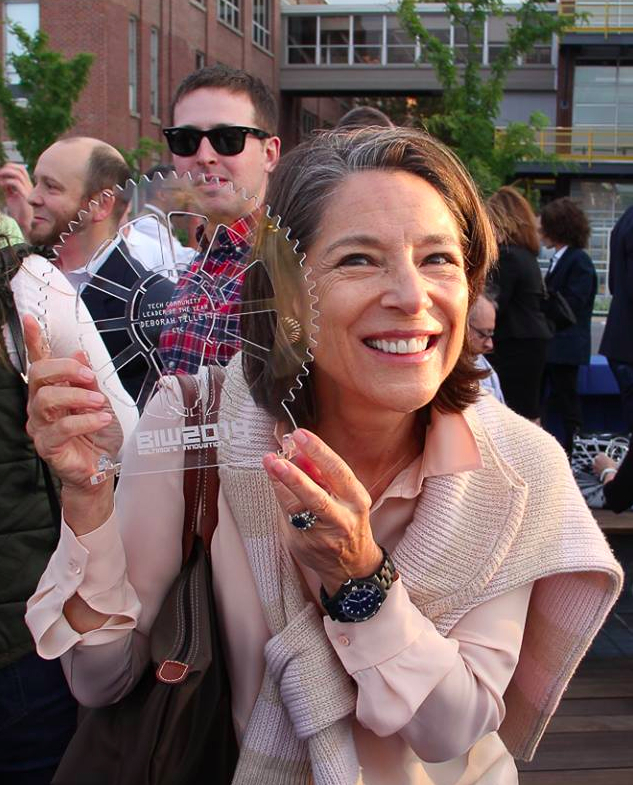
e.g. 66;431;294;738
599;205;633;363
545;247;597;366
80;242;174;405
490;244;552;342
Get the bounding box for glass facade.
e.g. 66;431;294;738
285;12;552;68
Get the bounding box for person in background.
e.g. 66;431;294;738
0;235;134;783
0;213;24;246
486;187;552;422
599;203;633;435
540;198;597;455
335;105;394;129
158;64;281;374
468;290;505;404
122;163;195;274
593;448;633;513
0;162;34;238
26;137;174;406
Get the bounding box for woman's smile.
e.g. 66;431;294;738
306;169;468;415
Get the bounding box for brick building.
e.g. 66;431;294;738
1;0;345;160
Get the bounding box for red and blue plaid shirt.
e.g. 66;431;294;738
158;212;258;374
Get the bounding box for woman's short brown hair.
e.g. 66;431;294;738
540;197;591;249
487;186;540;256
242;127;497;427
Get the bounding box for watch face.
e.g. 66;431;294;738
340;583;382;621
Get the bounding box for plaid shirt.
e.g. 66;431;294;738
158;212;259;374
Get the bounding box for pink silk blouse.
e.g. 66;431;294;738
27;405;532;785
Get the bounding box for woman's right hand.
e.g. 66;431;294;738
24;315;122;493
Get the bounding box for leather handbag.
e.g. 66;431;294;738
53;371;238;785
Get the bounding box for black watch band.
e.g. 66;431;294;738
320;546;396;623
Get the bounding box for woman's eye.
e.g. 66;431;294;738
423;253;456;266
337;254;372;267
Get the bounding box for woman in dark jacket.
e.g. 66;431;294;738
486;187;552;421
540;197;597;455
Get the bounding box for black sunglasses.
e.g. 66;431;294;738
162;125;271;157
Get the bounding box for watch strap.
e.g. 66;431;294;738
320;546;396;622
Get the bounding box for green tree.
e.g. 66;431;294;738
398;0;582;193
0;23;93;170
117;136;166;180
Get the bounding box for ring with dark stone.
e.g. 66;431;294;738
289;510;318;531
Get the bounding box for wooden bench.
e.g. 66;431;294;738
594;508;633;534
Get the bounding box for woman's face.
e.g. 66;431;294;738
306;169;470;417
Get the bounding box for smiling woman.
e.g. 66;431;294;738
24;128;622;785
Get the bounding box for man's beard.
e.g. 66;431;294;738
29;211;83;247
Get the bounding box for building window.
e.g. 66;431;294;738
386;16;415;65
287;16;317;64
301;108;318;138
352;15;382;65
4;2;40;84
128;15;138;113
218;0;240;32
253;0;271;52
320;16;349;65
195;50;205;70
150;27;159;118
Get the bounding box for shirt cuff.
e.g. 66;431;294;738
324;578;445;673
25;514;140;659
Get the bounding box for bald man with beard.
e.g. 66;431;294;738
24;138;174;404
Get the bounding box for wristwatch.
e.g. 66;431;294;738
320;547;396;623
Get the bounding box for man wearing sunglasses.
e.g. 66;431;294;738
158;65;281;374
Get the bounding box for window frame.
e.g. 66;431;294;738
218;0;241;33
252;0;271;53
128;14;139;114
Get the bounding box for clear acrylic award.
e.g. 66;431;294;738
42;172;316;482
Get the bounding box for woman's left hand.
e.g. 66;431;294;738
262;429;383;595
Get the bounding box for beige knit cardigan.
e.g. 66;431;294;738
216;357;623;785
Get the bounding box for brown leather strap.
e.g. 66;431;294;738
177;370;223;566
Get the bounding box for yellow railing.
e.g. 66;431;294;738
559;1;633;34
496;126;633;165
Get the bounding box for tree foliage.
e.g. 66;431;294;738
0;24;93;170
397;0;581;193
117;137;166;180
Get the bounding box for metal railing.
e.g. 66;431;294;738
561;1;633;33
496;126;633;164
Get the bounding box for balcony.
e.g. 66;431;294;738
281;4;557;94
496;125;633;165
561;1;633;34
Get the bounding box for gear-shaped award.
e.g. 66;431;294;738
42;172;317;480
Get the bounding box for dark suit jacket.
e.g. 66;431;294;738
490;244;552;342
545;247;597;366
80;242;174;405
599;205;633;363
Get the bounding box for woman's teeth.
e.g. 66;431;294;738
365;337;430;354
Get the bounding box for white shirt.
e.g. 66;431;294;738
128;206;195;271
475;354;505;404
3;254;139;448
547;245;568;276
